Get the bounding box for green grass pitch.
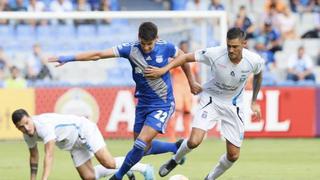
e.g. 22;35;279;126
0;138;319;180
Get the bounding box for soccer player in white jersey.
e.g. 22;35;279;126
145;27;264;179
12;108;154;180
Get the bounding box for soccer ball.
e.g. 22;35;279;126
169;174;189;180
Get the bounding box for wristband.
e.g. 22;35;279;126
58;55;76;63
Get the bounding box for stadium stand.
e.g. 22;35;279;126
0;0;319;87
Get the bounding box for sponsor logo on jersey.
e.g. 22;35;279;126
156;55;163;63
230;71;235;77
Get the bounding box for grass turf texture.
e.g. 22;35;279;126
0;138;319;180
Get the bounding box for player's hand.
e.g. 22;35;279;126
189;81;202;95
48;56;66;67
144;66;167;79
251;101;261;120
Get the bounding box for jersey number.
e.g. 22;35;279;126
154;110;168;122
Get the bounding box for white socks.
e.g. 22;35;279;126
207;154;233;180
173;139;192;163
94;156;148;179
94;164;117;179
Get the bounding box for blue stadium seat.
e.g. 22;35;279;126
0;25;15;41
77;25;97;39
37;25;54;41
97;25;113;37
54;25;77;40
15;25;36;41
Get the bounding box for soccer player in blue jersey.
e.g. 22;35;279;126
49;22;201;180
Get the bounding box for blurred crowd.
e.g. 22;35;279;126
0;0;319;87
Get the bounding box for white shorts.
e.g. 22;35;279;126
70;121;106;167
192;92;245;147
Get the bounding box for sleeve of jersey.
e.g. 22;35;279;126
253;57;265;75
38;126;56;144
112;43;131;58
167;43;179;58
194;48;211;65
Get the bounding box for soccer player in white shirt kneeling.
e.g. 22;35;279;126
12;108;154;180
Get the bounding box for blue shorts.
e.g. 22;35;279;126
134;104;175;134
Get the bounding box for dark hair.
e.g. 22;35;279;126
138;22;158;41
227;27;246;40
12;109;29;125
179;40;189;46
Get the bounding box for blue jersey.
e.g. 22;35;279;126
113;40;178;107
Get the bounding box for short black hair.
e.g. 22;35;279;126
227;27;246;40
179;40;189;46
12;109;29;125
138;22;158;41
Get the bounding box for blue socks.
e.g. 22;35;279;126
145;140;178;155
114;138;146;179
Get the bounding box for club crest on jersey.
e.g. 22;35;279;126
239;74;247;82
230;71;235;77
201;111;208;119
156;55;163;63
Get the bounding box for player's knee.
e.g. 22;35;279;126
227;152;240;162
100;158;116;169
187;139;201;149
81;173;95;180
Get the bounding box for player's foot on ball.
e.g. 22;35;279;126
158;158;178;177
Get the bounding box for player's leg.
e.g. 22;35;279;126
71;148;106;180
79;122;132;179
75;158;96;180
144;105;182;156
205;140;240;180
159;92;217;177
111;125;158;180
205;104;244;180
158;127;206;177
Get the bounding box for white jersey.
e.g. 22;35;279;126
24;113;91;151
195;46;264;106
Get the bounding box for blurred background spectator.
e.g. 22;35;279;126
0;0;318;87
208;0;225;10
287;46;316;83
4;66;27;88
25;43;52;81
0;47;10;82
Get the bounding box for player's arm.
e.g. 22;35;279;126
41;140;55;180
29;145;39;180
251;71;262;120
144;52;196;79
48;48;116;67
179;50;202;94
